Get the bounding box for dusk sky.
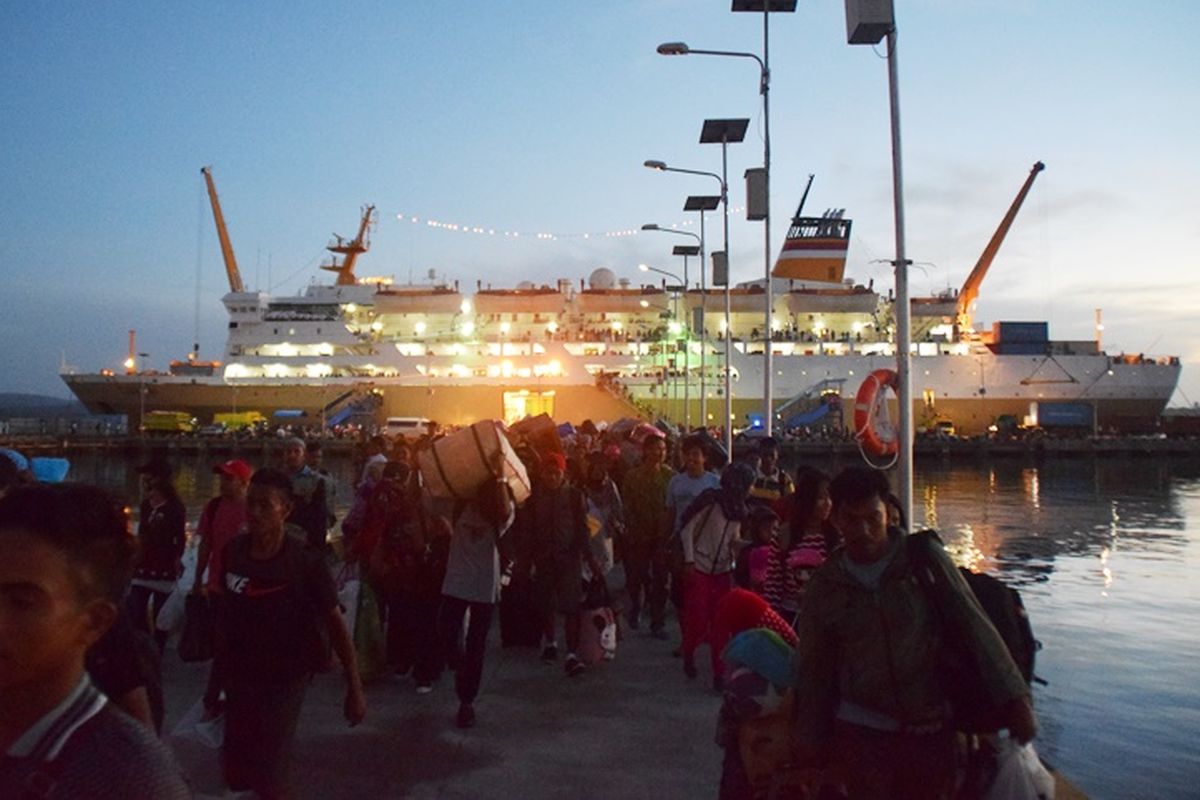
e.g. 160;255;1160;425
3;1;1197;405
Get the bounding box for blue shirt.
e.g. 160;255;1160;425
666;470;720;534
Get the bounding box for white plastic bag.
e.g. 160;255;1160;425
170;698;224;749
338;579;362;638
986;737;1055;800
155;540;200;633
155;587;187;633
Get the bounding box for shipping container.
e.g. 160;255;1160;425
993;321;1049;343
997;342;1049;356
1034;401;1094;428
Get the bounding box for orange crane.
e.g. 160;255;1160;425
201;166;245;293
956;161;1045;331
320;205;376;286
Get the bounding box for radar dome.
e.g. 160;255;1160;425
588;268;616;290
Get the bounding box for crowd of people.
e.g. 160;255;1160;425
0;422;1040;799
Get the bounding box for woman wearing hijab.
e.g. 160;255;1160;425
679;460;756;689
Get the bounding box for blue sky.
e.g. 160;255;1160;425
3;1;1198;405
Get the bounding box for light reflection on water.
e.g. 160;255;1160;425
70;452;1200;799
914;459;1200;799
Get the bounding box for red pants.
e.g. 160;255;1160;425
681;570;733;679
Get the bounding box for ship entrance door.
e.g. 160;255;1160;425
503;389;555;425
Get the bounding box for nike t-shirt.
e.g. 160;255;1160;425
217;529;337;682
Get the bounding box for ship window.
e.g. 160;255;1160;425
273;328;279;335
229;322;237;329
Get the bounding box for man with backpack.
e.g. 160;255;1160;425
792;467;1035;799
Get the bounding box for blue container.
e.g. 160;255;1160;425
994;321;1049;343
998;342;1049;356
1038;402;1093;428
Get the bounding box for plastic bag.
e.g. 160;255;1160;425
338;574;362;638
155;541;200;634
155;587;187;633
986;737;1055;800
170;698;224;749
352;581;387;683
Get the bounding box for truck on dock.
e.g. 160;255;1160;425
143;410;197;435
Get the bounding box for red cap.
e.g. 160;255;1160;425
213;459;253;482
603;444;622;460
542;452;567;472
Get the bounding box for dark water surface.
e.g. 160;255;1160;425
69;452;1200;799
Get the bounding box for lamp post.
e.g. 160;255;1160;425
660;1;795;434
639;262;688;428
684;195;720;427
845;4;913;526
701;119;748;456
642;226;701;430
644;163;730;440
639;295;681;422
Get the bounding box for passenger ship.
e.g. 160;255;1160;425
60;165;1181;436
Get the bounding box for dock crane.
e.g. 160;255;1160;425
320;205;376;286
956;161;1045;331
200;167;245;293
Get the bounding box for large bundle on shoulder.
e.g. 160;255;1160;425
507;413;564;459
418;420;532;505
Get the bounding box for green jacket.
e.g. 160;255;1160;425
620;463;673;545
792;530;1028;747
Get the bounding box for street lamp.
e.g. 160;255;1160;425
639;261;690;428
684;195;720;426
643;154;743;453
845;2;913;526
658;5;793;434
701;118;748;456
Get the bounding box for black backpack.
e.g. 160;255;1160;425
906;530;1043;731
956;567;1040;686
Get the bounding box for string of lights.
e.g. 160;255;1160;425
393;208;746;242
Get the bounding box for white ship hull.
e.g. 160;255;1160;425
62;343;1179;435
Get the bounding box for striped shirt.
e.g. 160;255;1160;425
761;531;830;617
1;675;190;798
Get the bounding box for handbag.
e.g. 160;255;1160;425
178;593;214;663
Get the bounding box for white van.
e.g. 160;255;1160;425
384;416;431;441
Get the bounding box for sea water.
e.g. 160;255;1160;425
67;451;1200;799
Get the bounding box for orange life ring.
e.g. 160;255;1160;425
853;368;899;457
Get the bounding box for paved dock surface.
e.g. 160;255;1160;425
162;607;724;799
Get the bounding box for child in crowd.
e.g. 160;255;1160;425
761;467;836;625
712;589;800;800
734;505;779;595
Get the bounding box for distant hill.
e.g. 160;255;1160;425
0;393;89;418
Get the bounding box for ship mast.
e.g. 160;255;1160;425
321;206;376;286
956;161;1045;331
201;167;246;293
